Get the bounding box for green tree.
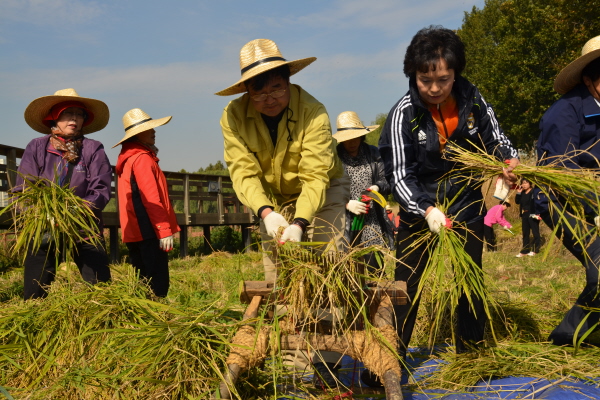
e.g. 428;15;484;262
196;160;229;176
458;0;600;150
365;113;387;146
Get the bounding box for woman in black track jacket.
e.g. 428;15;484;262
378;26;519;360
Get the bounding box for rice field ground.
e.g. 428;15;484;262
0;221;599;399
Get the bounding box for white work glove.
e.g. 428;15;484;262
279;224;303;243
347;200;367;215
595;215;600;229
263;211;289;238
159;235;174;252
425;207;449;234
368;185;379;192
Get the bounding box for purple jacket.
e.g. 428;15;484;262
15;135;112;229
484;204;512;228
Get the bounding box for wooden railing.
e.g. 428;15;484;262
0;143;257;262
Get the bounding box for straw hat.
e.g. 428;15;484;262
112;108;172;148
332;111;379;143
554;35;600;94
215;39;316;96
24;88;109;134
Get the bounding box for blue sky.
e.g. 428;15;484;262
0;0;485;172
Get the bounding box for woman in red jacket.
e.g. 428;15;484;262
113;108;180;297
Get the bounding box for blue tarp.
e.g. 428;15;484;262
279;350;600;399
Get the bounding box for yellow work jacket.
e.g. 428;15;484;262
220;84;343;221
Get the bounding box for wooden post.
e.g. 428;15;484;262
217;176;224;225
203;225;211;253
373;296;404;400
6;149;17;189
181;174;190;258
214;295;262;400
241;224;252;253
179;226;188;258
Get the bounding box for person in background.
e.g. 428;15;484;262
18;88;112;299
483;202;512;252
113;108;180;298
536;35;600;345
386;205;400;233
333;111;394;269
378;26;519;371
216;38;349;388
515;178;541;257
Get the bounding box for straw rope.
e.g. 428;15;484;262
226;325;271;369
225;323;401;384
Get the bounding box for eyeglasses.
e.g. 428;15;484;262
250;88;287;102
60;110;87;120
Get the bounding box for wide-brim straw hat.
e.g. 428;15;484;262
113;108;172;148
554;35;600;94
24;88;109;134
215;38;316;96
332;111;379;143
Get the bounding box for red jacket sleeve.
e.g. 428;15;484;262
131;154;175;238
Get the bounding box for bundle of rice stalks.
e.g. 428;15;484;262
0;175;102;264
275;243;378;332
0;264;236;400
422;342;600;391
405;222;497;348
446;143;600;246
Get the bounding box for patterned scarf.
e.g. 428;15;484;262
50;134;83;164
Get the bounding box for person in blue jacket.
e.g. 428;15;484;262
536;35;600;346
378;26;519;363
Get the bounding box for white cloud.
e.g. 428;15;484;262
296;0;482;34
0;0;105;25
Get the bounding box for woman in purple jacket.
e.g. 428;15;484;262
17;88;112;299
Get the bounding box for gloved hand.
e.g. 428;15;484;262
425;207;451;234
595;215;600;229
263;211;289;238
159;235;174;252
347;200;367;215
368;185;379;192
279;224;303;244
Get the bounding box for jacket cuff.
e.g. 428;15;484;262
258;205;274;219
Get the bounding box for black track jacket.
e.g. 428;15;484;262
379;76;518;225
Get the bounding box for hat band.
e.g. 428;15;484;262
337;126;370;132
125;118;152;131
241;56;287;74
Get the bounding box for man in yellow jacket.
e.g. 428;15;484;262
216;38;349;282
216;39;349;387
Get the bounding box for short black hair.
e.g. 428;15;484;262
403;25;466;79
245;65;291;92
582;57;600;83
502;202;511;208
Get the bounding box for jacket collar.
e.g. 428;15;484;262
578;84;600;118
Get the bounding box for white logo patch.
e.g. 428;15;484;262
417;130;427;144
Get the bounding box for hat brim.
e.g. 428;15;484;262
112;116;172;148
24;95;109;135
554;49;600;94
215;57;317;96
333;125;379;143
